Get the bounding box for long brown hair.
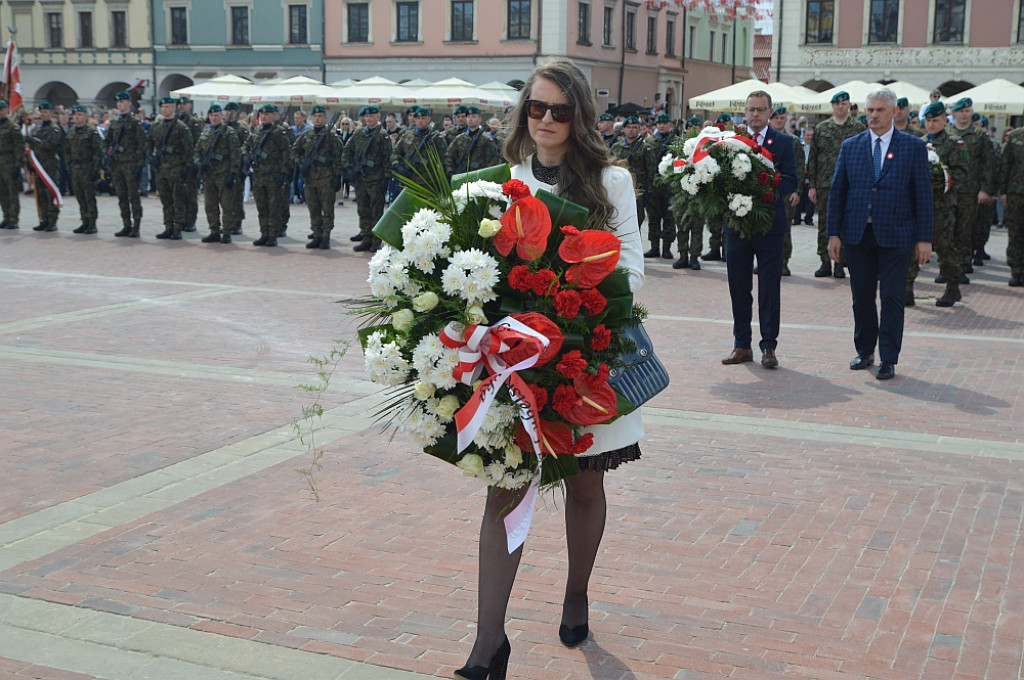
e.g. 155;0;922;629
503;58;615;231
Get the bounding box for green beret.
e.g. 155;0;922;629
0;99;8;109
715;113;732;123
310;104;326;114
208;104;223;113
655;113;672;124
415;107;431;117
981;115;989;127
71;105;87;113
830;91;850;103
358;105;380;116
160;96;177;105
856;114;867;125
686;115;701;126
951;97;972;111
909;111;918;120
923;101;946;119
258;104;276;114
623;116;640;125
896;97;909;108
224;102;239;111
39;101;52;110
598;113;614;122
465;106;481;115
115;91;131;101
453;105;469;115
772;106;787;116
971;112;980;122
178;97;191;105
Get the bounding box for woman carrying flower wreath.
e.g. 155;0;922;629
455;58;645;680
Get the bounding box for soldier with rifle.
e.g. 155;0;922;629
292;104;343;250
194;104;241;244
341;104;391;252
223;102;249;235
29;102;64;232
66;105;102;235
241;104;292;247
106;91;146;237
177;97;205;232
146;96;194;240
0;100;22;230
391;106;447;194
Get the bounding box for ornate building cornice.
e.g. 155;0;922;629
800;46;1024;68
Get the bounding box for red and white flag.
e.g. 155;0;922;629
1;40;24;113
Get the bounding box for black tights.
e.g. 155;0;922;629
464;470;607;667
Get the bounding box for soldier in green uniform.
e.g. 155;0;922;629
906;102;970;307
177;97;204;231
770;106;800;276
194;104;241;244
293;104;344;249
701;113;732;261
147;97;194;240
444;106;501;179
105;91;147;237
807;91;865;278
597;112;620;148
242;104;292;247
643;113;678;260
270;106;294;237
999;126;1024;287
947;97;997;280
392;106;447;193
29;102;64;232
224;102;249;235
894;97;924;137
342;104;391;252
449;105;468;139
609;116;649;226
0;100;23;230
66;105;102;235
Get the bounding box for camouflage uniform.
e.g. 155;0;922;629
443;127;501;178
293;121;344;248
241;120;292;246
609;135;650;231
999;127;1024;286
29;118;64;230
342;124;391;250
65;118;102;233
0;114;23;228
178;109;204;230
392;122;447;195
807;116;865;271
146;114;194;239
105;112;147;234
194;119;241;242
274;121;295;236
644;129;678;258
948;123;997;273
225;110;249;234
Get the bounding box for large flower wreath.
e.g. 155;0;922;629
656;126;782;239
357;154;642;548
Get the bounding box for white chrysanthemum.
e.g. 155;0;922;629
679;174;700;196
728;193;754;217
472;403;516;450
367;246;410;305
683;137;699;159
452;180;508;212
490;467;535;490
401;208;452;273
693;156;721;185
658;152;674;177
364;331;412;386
732;153;752;179
441;249;500;304
926;148;941;165
412;335;459;390
400;402;446;447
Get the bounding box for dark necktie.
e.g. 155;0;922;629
873;137;882;181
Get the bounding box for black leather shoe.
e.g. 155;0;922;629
672;257;687;270
761;349;778;369
643;247;660;258
850;354;874;371
814;263;832;277
936;289;957;307
73;224;87;234
264;237;277;247
934;275;947;284
168;233;182;240
155;229;171;239
319;237;330;250
353;239;373;252
201;233;220;243
182;224;196;232
904;290;915;307
252;236;268;246
349;233;362;242
82;225;97;234
32;223;47;231
876;362;895;380
220;234;232;244
964;263;974;274
981;249;991;260
973;253;984;266
661;247;673;260
559;623;590;648
833;263;845;279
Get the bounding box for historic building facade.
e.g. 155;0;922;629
772;0;1024;93
322;0;755;118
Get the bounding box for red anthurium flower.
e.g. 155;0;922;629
558;226;621;288
515;419;577;457
496;196;551;262
504;312;564;366
570;367;617;425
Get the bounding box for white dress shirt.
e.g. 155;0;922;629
872;126;895;172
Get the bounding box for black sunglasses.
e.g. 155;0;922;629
525;99;574;123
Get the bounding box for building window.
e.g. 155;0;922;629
722;31;728;62
289;5;308;44
170;7;188;45
112;10;127;47
603;5;614;46
646;15;657;53
46;12;63;48
688;24;695;58
451;1;474;41
1019;5;1024;43
230;6;250;45
578;2;591;44
666;17;675;56
869;0;898;43
78;11;93;48
709;30;715;61
625;9;636;50
933;0;965;43
347;3;369;42
805;1;834;44
508;0;531;40
397;2;418;42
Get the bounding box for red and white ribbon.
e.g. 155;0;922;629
22;123;63;207
690;129;775;170
439;316;551;552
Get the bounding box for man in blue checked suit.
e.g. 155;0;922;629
828;87;933;381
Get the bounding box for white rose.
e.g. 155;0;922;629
434;394;460;420
457;453;485;477
467;305;486;324
413;382;435;401
412;291;439;313
504;443;523;467
392;308;415;333
478;218;502;238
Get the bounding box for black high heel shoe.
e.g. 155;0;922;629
558;622;589;648
454;636;511;680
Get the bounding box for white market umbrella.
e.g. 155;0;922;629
328;79;358;88
688;79;811;113
793;80;885;114
317;76;412;109
953;78;1024;116
171;74;256;103
246;75;335;105
400;78;433;89
406;77;509;112
884;81;933;109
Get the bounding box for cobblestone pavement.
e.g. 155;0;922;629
1;193;1022;679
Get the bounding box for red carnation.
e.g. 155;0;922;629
508;265;532;292
757;170;770;185
553;289;583;319
763;192;775;203
772;172;782;187
502;179;532;201
555;349;588;379
590;324;611;351
530;269;559;296
528;384;549;411
551;384;578;413
570;433;595;454
580;289;607;315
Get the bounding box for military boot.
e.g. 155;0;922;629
643;243;660;258
252;232;268;246
201;231;221;243
73;223;88;234
155;229;172;239
319;234;330;250
306;236;322;249
115;221;132;237
220;233;232;244
264;235;277;247
43;221;57;232
701;247;722;262
82;220;97;235
661;242;673;260
130;217;141;238
353;236;373;252
32;222;48;231
904;289;916;307
814;259;832;277
935;284;958;307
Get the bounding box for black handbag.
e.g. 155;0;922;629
608;321;670;414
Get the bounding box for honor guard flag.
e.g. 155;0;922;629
1;40;23;113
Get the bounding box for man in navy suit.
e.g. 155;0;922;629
721;91;799;369
828;88;934;380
